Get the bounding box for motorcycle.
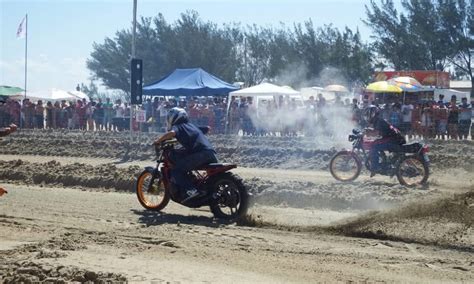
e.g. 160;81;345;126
329;129;430;186
136;127;249;220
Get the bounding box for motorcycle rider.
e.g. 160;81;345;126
364;105;406;177
0;120;17;197
154;107;218;202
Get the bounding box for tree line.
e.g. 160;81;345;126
86;0;473;98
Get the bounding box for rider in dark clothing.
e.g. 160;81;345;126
154;107;217;202
364;106;405;176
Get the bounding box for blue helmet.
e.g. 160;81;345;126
167;107;188;130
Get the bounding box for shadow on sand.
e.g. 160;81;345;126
131;209;230;228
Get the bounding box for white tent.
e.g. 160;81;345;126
434;88;470;102
300;86;353;102
68;90;90;102
12;88;76;102
229;82;300;97
228;82;302;109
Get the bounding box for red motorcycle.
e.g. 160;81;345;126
329;129;430;186
136;128;249;220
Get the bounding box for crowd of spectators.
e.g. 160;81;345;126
368;94;474;140
0;93;472;140
142;97;227;133
0;97;131;131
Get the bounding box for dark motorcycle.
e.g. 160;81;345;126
136;127;249;220
329;129;430;186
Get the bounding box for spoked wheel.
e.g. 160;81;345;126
136;169;170;211
209;173;249;220
329;151;362;182
396;156;429;187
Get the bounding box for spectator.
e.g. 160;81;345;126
53;101;61;129
94;99;104;130
35;100;44;129
76;100;86;130
66;101;75;129
59;101;68;128
447;97;459;140
86;101;95;131
435;102;448;140
45;101;54;129
471;99;474;140
124;102;130;130
9;99;21;126
420;102;433;139
437;94;445;105
213;99;225;134
389;103;402;130
458;97;472;140
103;98;113;131
144;98;152;121
411;103;422;139
228;100;239;134
113;99;124;131
400;100;413;137
157;100;169;132
22;99;34;128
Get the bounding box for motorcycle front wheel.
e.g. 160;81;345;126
209;172;249;220
136;169;170;211
329;151;362;182
396;156;429;187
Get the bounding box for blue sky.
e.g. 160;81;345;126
0;0;400;92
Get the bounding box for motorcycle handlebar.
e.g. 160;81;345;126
153;139;178;149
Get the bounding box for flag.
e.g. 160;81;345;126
16;16;26;39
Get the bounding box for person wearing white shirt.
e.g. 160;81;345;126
400;101;414;137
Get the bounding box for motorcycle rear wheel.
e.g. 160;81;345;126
209;172;249;220
136;169;170;211
396;156;429;187
329;151;362;182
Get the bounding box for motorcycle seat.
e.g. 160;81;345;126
197;163;237;170
400;142;422;153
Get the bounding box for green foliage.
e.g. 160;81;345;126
365;0;473;95
87;10;374;94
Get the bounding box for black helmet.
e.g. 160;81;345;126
363;105;380;123
167;107;188;130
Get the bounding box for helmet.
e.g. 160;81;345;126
363;105;380;123
167;107;188;130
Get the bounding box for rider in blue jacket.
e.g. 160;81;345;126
154;107;217;202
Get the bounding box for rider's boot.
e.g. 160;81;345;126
182;188;205;203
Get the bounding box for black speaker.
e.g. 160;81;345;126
130;58;143;105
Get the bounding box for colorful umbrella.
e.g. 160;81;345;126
388;76;422;91
0;85;24;96
389;76;422;86
366;81;403;93
324;84;349;93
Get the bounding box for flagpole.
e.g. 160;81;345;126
24;13;28;99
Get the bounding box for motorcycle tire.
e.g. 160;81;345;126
136;169;170;211
329;151;362;182
208;172;249;220
396;156;429;187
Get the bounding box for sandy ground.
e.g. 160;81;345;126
0;130;473;283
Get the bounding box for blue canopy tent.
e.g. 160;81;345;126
143;68;238;97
